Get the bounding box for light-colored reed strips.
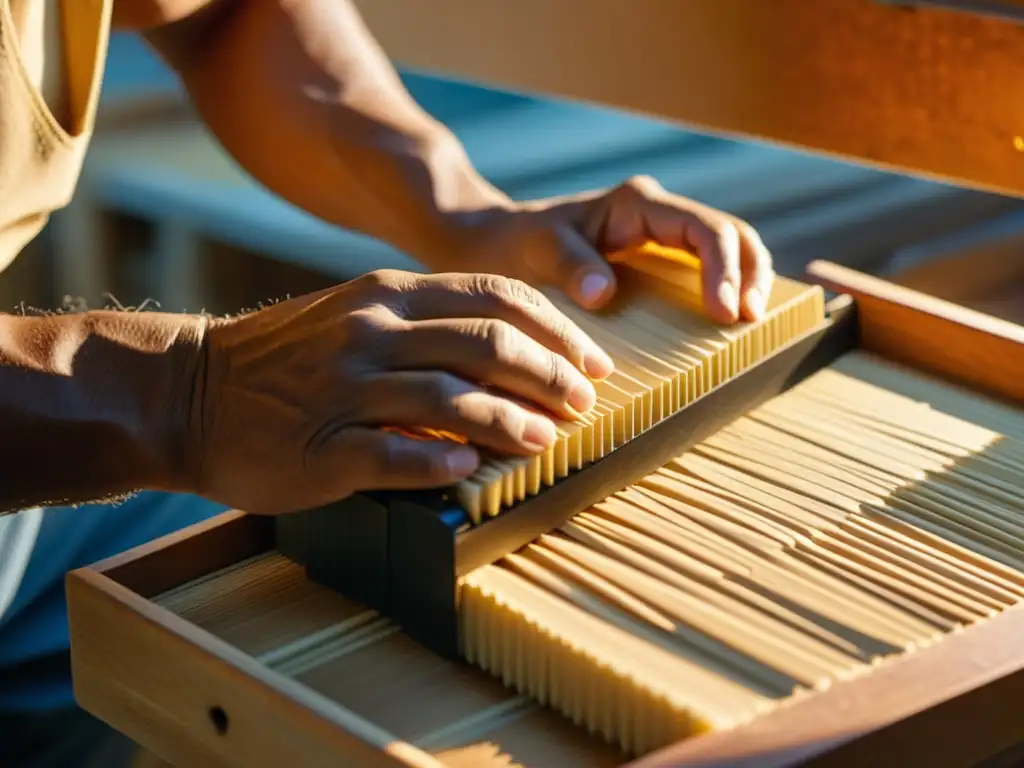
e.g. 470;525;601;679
455;244;827;522
155;553;623;767
152;350;1024;766
458;351;1024;756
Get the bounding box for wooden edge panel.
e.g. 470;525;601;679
806;260;1024;403
627;604;1024;767
67;568;444;768
88;509;273;597
351;0;1024;199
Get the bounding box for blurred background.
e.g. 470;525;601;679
6;31;1024;320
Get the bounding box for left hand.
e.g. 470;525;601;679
449;175;774;324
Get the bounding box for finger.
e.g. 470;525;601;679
642;205;742;324
398;272;614;379
690;218;742;325
725;215;774;322
360;371;560;455
521;224;619;311
382;318;597;419
319;426;481;493
599;178;742;324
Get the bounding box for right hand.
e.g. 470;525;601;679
183;269;615;515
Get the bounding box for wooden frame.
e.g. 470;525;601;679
67;512;444;768
68;262;1024;767
808;260;1024;404
351;0;1024;200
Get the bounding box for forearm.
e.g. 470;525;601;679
147;0;511;270
0;311;204;514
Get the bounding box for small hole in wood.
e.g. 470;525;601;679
208;706;229;735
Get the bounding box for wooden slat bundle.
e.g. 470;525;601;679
67;262;1024;768
271;244;836;654
460;349;1024;757
457;243;826;521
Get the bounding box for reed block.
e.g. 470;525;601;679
457;347;1024;755
386;303;853;657
458;262;826;521
280;244;832;643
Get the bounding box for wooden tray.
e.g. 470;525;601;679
68;263;1024;767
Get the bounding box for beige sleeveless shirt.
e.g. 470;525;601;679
0;0;111;270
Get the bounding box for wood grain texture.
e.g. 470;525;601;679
352;0;1024;198
807;260;1024;404
68;265;1024;766
89;509;273;598
626;604;1024;767
68;516;442;768
71;507;1024;767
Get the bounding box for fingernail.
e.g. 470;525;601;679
522;416;558;450
567;378;598;413
445;446;480;477
584;346;615;379
744;287;766;320
578;272;610;308
717;281;739;320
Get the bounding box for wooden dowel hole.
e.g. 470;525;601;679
208;705;230;735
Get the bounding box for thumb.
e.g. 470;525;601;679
534;225;617;310
316;427;481;495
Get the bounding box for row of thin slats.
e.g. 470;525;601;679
155;553;622;767
458;351;1024;757
455;275;827;521
158;349;1024;765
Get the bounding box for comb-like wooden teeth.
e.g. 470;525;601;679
455;254;827;523
458;351;1024;757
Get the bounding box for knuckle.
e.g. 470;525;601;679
376;433;406;477
476;319;519;364
733;216;761;244
545;353;573;398
374;431;424;480
487;399;526;439
422;457;451;484
357;268;413;300
547;312;575;352
358;268;397;290
341;306;391;343
469;273;543;310
732;216;769;253
619;174;662;198
503;276;543;308
470;273;514;301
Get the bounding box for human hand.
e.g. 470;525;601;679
185;270;614;515
446;176;774;324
